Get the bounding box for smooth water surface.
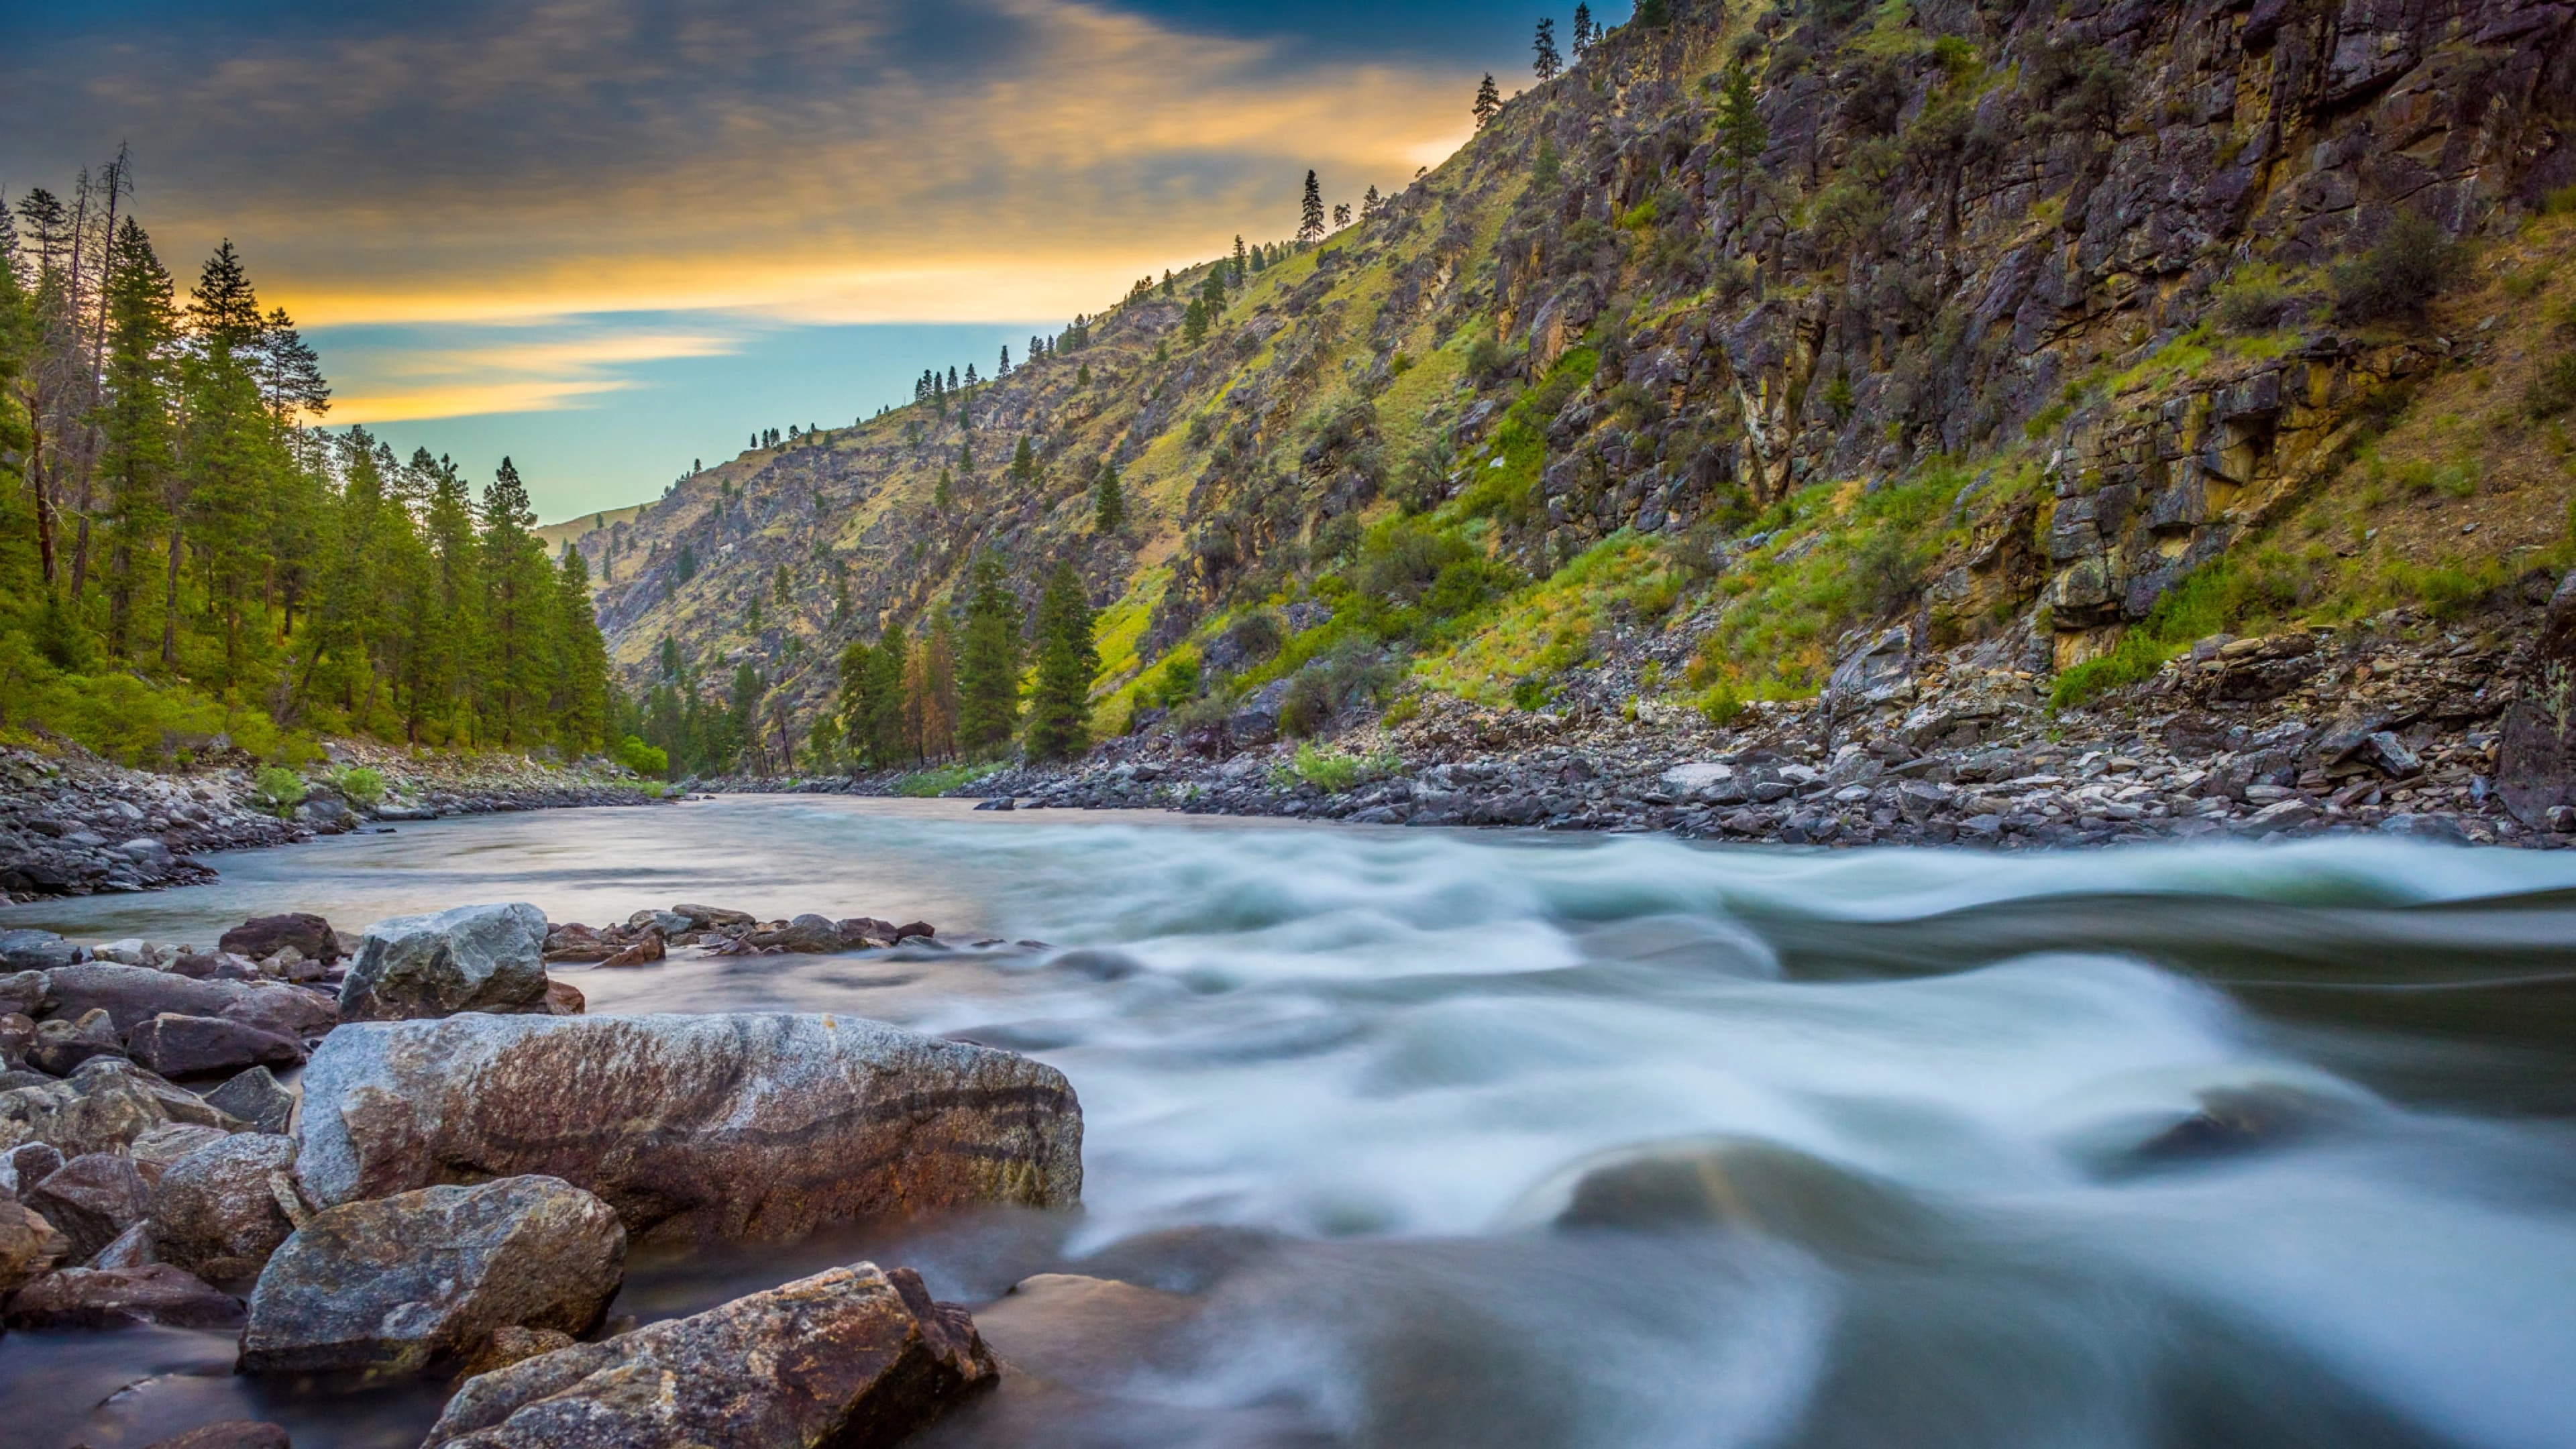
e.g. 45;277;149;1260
6;798;2576;1448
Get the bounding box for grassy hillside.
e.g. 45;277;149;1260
566;0;2576;769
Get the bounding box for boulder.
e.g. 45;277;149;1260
0;1198;67;1295
0;928;78;973
219;913;342;965
153;1134;303;1283
25;1151;152;1260
594;932;664;968
205;1066;296;1134
30;1008;127;1075
295;1013;1083;1243
338;902;549;1021
3;1263;244;1330
42;963;337;1041
91;1218;157;1269
460;1324;578;1379
0;1010;35;1067
671;904;755;930
127;1013;305;1077
421;1263;995;1449
141;1423;292;1449
0;969;45;1017
237;1175;625;1380
541;979;584;1016
2498;696;2576;828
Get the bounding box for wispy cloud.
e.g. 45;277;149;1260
322;320;747;423
17;0;1472;334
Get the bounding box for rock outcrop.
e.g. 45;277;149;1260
237;1175;624;1380
422;1263;995;1449
294;1012;1083;1242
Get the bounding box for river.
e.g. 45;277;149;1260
5;797;2575;1448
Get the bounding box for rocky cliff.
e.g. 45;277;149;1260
561;0;2576;772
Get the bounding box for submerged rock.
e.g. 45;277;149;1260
422;1263;994;1449
338;902;550;1021
140;1422;292;1449
238;1175;624;1380
295;1012;1083;1242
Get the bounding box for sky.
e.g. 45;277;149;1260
3;1;1587;519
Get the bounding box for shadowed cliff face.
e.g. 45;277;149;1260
572;0;2576;723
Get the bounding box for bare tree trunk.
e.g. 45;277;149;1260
68;148;131;603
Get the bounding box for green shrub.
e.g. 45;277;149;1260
252;766;307;817
1291;743;1363;792
327;766;387;807
1278;671;1334;737
1464;333;1518;386
2331;212;2464;326
614;734;669;776
1701;682;1746;727
2527;353;2576;420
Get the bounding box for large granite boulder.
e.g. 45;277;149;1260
295;1012;1083;1243
219;912;343;965
422;1263;995;1449
237;1175;624;1380
152;1133;303;1284
127;1121;234;1184
42;963;337;1041
338;902;549;1021
3;1262;244;1329
128;1013;305;1077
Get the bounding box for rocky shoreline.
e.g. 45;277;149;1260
1;898;1059;1449
710;579;2576;853
0;744;667;903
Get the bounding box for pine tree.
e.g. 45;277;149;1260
476;456;553;744
1715;64;1770;223
934;467;953;508
553;544;610;749
1362;184;1383;219
95;217;174;659
1534;18;1562;81
189;240;264;351
1333;203;1351;229
954;553;1022;756
1232;235;1248;285
1022;562;1096;762
1474;74;1502;128
866;618;910;763
834;636;878;764
1299;170;1326;244
1635;0;1670;28
998;343;1011;376
1093;461;1125;533
1183;297;1210;346
1010;434;1036;486
256;306;330;425
1573;3;1595;57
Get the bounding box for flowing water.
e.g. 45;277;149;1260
5;797;2576;1448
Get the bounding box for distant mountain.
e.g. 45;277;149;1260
561;0;2576;757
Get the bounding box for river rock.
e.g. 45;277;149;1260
421;1263;996;1449
753;914;847;953
140;1422;292;1449
2;1140;65;1195
128;1013;305;1077
460;1324;578;1379
0;929;78;973
1;1058;223;1156
3;1263;244;1330
0;970;45;1018
338;902;549;1021
0;1199;67;1295
30;1009;127;1075
295;1012;1083;1243
128;1122;234;1183
219;913;342;965
25;1151;152;1260
153;1134;303;1283
205;1066;296;1134
42;963;337;1041
237;1175;625;1379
